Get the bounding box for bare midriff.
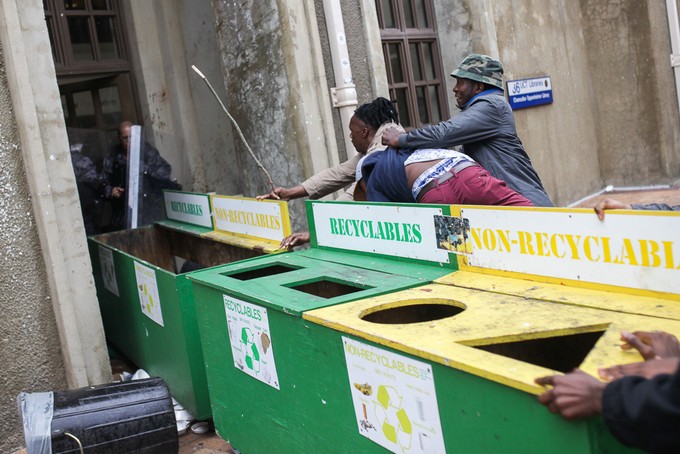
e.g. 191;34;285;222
405;159;444;189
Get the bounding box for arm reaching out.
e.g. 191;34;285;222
594;198;632;220
535;370;606;420
619;330;680;360
257;185;308;201
381;127;405;148
280;231;310;249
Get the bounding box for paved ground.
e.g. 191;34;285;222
179;429;235;454
571;184;680;209
110;358;235;453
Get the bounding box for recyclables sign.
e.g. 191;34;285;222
507;76;552;110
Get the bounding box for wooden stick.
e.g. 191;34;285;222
191;65;276;192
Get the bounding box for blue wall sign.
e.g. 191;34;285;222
506;76;552;110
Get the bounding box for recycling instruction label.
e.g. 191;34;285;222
224;295;279;389
134;261;163;326
342;337;446;453
98;245;119;296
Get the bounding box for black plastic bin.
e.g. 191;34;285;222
19;377;178;453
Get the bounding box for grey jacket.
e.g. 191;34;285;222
397;90;553;207
632;203;680;211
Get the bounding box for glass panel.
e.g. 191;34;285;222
417;86;428;124
415;0;429;28
99;86;122;124
428;85;442;123
402;0;414;28
379;0;395;28
95;16;120;59
73;91;96;128
46;19;58;62
423;42;435;79
61;95;70;123
91;0;113;10
395;88;411;128
410;43;422;81
388;43;404;83
64;0;86;10
68;17;95;61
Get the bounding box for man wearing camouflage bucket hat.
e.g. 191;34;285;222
383;54;552;207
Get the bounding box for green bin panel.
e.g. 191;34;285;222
190;251;434;450
193;287;632;454
189;252;428;317
89;224;273;419
300;285;650;453
296;248;453;281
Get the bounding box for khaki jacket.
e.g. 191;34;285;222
301;122;405;200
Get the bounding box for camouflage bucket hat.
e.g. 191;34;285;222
450;54;504;90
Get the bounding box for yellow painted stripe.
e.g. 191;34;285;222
436;270;680;318
201;230;283;254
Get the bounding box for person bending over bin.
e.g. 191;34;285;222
536;330;680;453
257;97;404;203
357;145;533;206
349;101;531;205
381;54;552;207
259;97;404;248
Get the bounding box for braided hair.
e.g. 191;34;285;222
353;97;399;130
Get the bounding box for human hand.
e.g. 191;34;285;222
594;198;632;220
599;357;680;381
535;370;605;420
619;330;680;360
257;187;288;201
112;187;125;198
280;231;310;249
381;127;404;148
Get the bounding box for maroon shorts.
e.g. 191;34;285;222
418;165;533;206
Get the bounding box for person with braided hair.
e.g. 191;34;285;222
257;97;404;203
257;97;404;248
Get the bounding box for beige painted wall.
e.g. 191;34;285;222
0;42;69;452
211;0;340;231
433;0;680;206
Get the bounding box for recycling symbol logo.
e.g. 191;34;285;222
374;385;412;450
239;327;261;373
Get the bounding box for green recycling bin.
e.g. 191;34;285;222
89;192;291;419
189;201;458;452
298;203;680;453
304;283;660;453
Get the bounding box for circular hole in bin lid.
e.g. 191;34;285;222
360;299;465;324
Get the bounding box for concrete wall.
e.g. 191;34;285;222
433;0;680;206
580;0;680;187
0;0;110;450
211;0;340;231
0;42;68;453
122;0;240;194
178;0;240;194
